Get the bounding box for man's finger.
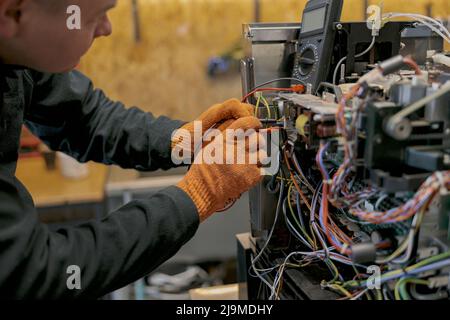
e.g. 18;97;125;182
226;116;262;131
199;99;254;129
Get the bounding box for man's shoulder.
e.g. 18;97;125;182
19;68;90;85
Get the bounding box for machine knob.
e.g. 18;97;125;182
298;48;316;76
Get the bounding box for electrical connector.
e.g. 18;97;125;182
291;84;306;93
366;5;382;37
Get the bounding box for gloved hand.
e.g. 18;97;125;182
177;116;266;222
172;99;254;160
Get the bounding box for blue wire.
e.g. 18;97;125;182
295;192;306;230
356;259;450;288
317;142;346;251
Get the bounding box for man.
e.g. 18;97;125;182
0;0;263;299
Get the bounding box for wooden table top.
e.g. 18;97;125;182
16;157;107;208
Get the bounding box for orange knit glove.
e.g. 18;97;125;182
177;116;266;222
172;99;254;160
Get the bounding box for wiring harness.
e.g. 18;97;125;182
247;55;450;300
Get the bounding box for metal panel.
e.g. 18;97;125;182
242;23;301;91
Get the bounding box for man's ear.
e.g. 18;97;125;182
0;0;25;38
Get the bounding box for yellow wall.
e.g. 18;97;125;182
79;0;449;120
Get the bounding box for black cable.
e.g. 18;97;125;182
257;280;263;299
267;175;280;194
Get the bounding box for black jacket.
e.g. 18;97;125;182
0;65;199;299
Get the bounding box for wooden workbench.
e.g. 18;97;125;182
16;157;107;208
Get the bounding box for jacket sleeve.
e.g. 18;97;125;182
0;167;199;299
24;70;183;171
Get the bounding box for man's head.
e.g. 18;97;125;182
0;0;116;73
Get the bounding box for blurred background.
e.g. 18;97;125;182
78;0;450;121
17;0;450;300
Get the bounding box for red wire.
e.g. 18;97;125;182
403;56;422;75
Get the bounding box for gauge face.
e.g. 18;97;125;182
297;43;319;80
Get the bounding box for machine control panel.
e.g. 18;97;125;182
292;0;343;91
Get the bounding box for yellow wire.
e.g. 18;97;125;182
276;176;292;182
344;251;450;289
254;92;272;119
254;94;261;117
260;94;272;119
327;260;341;283
377;209;425;263
287;182;315;247
376;289;383;300
394;278;430;300
329;284;352;298
288;180;320;249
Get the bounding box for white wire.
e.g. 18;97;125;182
411;19;450;43
284;209;314;248
332;13;449;86
291;153;315;192
374;209;424;265
252;180;285;264
375;194;388;210
269;251;300;299
266;248;368;299
351;288;369;300
409;14;450;37
384;12;450;39
383;13;450;43
250;179;285;296
388;13;450;37
392;210;424;264
250;257;276;294
333;36;377;85
268;248;366;298
404;14;450;37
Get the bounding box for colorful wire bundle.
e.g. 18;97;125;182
246;66;450;299
351;171;449;224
